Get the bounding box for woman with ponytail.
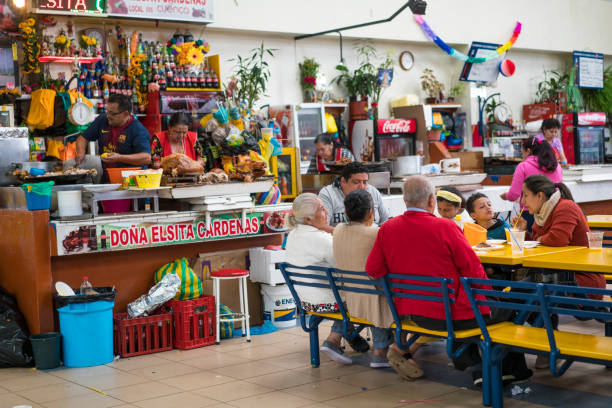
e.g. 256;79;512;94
501;136;562;202
513;175;605;293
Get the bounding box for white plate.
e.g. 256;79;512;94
472;244;505;251
486;239;507;245
55;281;75;296
523;241;540;249
84;184;121;193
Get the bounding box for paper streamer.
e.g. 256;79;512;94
414;15;522;64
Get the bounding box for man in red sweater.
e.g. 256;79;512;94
366;176;531;385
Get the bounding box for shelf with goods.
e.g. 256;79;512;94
38;56;104;64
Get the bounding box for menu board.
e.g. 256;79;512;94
459;42;502;84
107;0;214;23
573;51;604;89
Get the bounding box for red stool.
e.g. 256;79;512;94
211;269;251;343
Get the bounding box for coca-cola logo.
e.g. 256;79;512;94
378;119;416;134
577;112;606;126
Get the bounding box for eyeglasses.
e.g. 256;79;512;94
107;110;126;117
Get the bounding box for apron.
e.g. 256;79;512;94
155;130;198;160
316;147;342;172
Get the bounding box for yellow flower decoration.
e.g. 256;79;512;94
187;48;204;66
26;18;35;26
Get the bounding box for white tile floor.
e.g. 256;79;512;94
1;319;610;408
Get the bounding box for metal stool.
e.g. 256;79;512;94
211;269;251;344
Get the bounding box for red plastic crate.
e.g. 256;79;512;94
113;312;173;357
167;296;216;350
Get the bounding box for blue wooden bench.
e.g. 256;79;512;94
278;262;509;369
461;277;612;408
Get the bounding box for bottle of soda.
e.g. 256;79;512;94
211;71;219;89
100;227;107;249
80;276;98;296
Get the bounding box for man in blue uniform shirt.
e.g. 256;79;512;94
76;93;151;169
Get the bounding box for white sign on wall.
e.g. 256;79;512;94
107;0;214;23
573;51;604;89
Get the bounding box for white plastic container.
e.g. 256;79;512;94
249;247;286;285
260;283;296;329
57;190;83;217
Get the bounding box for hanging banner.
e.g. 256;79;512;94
107;0;214;23
53;208;290;256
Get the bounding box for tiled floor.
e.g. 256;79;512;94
1;319;610;408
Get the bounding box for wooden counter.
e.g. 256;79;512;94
0;209;282;334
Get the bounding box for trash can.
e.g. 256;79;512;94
54;287;116;367
21;181;54;211
30;332;61;370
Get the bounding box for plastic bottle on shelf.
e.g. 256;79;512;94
80;276;98;296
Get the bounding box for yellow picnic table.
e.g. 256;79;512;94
522;247;612;274
587;215;612;229
475;244;585;266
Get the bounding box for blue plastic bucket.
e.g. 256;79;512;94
22;181;53;211
57;300;114;367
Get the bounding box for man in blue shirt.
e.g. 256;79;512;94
76;94;151;169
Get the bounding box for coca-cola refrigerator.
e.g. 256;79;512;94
351;118;417;162
269;103;326;174
560;112;607;165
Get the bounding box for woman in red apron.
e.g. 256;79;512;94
308;133;355;173
151;113;206;169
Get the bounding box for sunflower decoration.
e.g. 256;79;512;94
187;47;204;66
54;31;70;54
79;34;97;50
127;54;145;78
18;17;40;74
167;39;210;67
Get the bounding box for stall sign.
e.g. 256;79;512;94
54;208;290;256
573;51;604;89
36;0;106;14
107;0;214;23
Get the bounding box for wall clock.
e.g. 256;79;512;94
399;51;415;71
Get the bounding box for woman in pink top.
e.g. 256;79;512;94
501;136;563;202
535;118;568;164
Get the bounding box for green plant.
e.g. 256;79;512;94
484;97;502;123
534;69;568;104
420;68;444;99
230;42;277;111
298;57;320;92
332;41;394;103
581;65;612;113
449;81;465;98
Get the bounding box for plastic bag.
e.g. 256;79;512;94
54;286;116;309
0;287;33;367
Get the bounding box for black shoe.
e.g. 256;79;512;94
347;334;370;353
472;370;483;388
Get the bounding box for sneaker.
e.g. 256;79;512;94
387;347;424;380
370;354;391;368
321;340;352;365
348;334;370;353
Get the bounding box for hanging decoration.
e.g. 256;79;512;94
413;14;522;63
499;59;516;77
19;17;41;74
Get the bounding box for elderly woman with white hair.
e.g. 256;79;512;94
285;193;366;364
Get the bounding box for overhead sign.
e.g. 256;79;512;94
107;0;214;23
36;0;106;14
573;51;604;89
459;42;502;84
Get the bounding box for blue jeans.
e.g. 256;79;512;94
330;321;393;350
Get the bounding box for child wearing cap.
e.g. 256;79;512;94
436;185;465;221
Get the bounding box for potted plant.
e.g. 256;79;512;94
230;42;277;113
298;57;320;102
420;68;444;104
447;82;465;103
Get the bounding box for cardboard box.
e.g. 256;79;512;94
449;151;484;172
198;249;263;328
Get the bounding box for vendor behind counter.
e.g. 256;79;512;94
74;94;151;176
308;133;354;173
150;112;206;170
